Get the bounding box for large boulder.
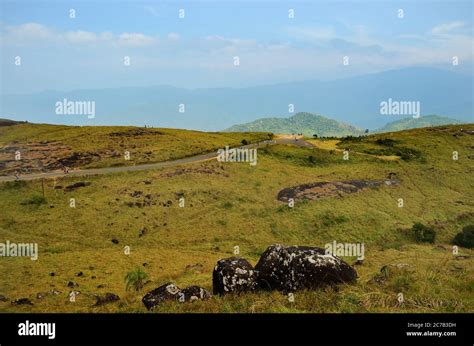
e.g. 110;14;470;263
212;257;259;295
142;283;181;310
255;244;357;292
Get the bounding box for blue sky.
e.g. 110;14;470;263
1;0;473;93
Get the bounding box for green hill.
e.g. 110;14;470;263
376;115;464;133
225;112;363;137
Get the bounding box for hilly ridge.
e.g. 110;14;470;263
225;113;469;137
225;112;363;137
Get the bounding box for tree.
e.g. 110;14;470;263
453;225;474;248
124;268;148;292
412;223;436;243
312;134;318;139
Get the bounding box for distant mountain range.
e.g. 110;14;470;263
225;113;467;137
1;67;472;131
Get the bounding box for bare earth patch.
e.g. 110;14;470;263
277;179;400;202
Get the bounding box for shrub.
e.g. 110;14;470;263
124;268;148;292
412;223;436;243
21;195;47;206
452;225;474;248
241;139;248;145
375;138;397;146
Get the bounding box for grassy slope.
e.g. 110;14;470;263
0;123;272;170
0;124;473;313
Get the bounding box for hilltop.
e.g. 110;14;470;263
376;115;464;133
225;112;364;137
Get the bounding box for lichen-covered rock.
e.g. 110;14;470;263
142;283;210;309
181;286;211;302
255;244;357;292
142;283;181;310
212;257;259;295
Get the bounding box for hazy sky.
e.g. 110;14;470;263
1;0;473;94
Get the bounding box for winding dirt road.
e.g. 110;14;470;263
0;138;314;182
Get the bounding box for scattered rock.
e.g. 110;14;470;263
94;293;120;306
138;227;148;237
130;190;143;198
76;271;84;277
0;294;8;302
67;281;79;288
354;259;364;266
49;289;61;295
142;283;181;310
255;244;357;292
97;285;105;289
49;272;55;276
212;257;259;295
143;180;152;185
11;298;33;306
36;292;46;300
111;238;119;244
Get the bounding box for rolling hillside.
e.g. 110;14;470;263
0;123;473;313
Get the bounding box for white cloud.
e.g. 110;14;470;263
167;32;180;41
64;30;98;43
118;33;157;46
431;21;465;35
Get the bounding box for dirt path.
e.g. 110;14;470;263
0;138;312;182
306;139;400;161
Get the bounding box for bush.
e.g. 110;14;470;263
412;223;436;243
21;195;47;206
124;268;148;292
241;139;248;145
452;225;474;248
375;138;397;146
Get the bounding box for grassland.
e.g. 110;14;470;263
0;124;473;313
0;123;272;174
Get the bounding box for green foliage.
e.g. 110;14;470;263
21;194;47;206
221;201;233;209
124;268;148;292
412;223;436;243
375;138;397;146
4;180;27;189
452;225;474;248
